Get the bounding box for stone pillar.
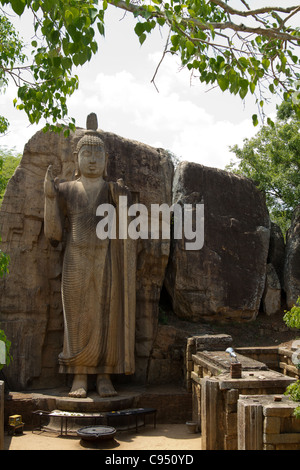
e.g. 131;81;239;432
186;337;197;391
237;398;263;450
0;380;4;450
201;377;223;450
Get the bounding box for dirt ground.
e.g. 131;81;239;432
4;424;202;451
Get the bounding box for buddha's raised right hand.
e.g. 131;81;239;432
44;165;59;198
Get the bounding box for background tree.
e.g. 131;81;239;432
0;14;25;134
0;147;16;369
0;146;14;277
0;147;21;201
227;101;300;235
0;0;299;135
0;328;12;370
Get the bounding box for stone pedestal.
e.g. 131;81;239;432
201;378;222;450
54;392;136;413
237;398;263;450
5;384;192;429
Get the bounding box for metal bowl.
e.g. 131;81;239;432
77;425;116;441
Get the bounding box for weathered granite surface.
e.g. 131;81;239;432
0;127;173;390
268;222;285;288
284;205;300;309
262;263;281;315
164;161;271;322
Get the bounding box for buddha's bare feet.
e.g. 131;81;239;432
69;374;87;398
96;374;118;398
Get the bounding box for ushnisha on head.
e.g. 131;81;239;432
74;113;108;179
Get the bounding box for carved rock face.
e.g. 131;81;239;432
0;128;173;389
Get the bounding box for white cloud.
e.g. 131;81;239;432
172;118;256;168
67;61;257;169
0;60;258;169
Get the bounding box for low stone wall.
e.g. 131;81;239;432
185;334;233;392
237;346;300;379
238;395;300;450
278;346;300;379
0;381;4;450
190;347;297;450
236;347;279;372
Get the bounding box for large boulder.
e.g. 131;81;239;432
0;126;173;390
262;263;282;315
284;205;300;309
165;161;270;322
268;222;285;288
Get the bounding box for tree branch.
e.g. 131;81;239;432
209;0;300;18
151;27;171;92
109;0;300;42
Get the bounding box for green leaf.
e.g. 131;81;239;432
157;18;166;26
238;57;249;69
262;58;270;70
239;82;248;99
171;34;180;48
50;30;60;44
250;82;256;94
97;21;105;36
11;0;26;16
252;114;259;126
134;22;145;37
186;40;195;55
139;33;147;45
217;75;229;92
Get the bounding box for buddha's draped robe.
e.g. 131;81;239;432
44;179;136;376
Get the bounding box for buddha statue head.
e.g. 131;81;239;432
74;113;108;179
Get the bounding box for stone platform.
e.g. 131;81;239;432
4;384;192;428
44;388;138;413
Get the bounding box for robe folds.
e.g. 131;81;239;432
44;179;136;376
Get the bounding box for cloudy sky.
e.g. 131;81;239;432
0;2;287;169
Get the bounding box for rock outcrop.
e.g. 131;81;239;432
164;161;270;322
268;222;285;288
262;263;282;315
284;205;300;309
0;130;277;391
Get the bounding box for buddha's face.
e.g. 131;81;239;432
78;144;106;178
